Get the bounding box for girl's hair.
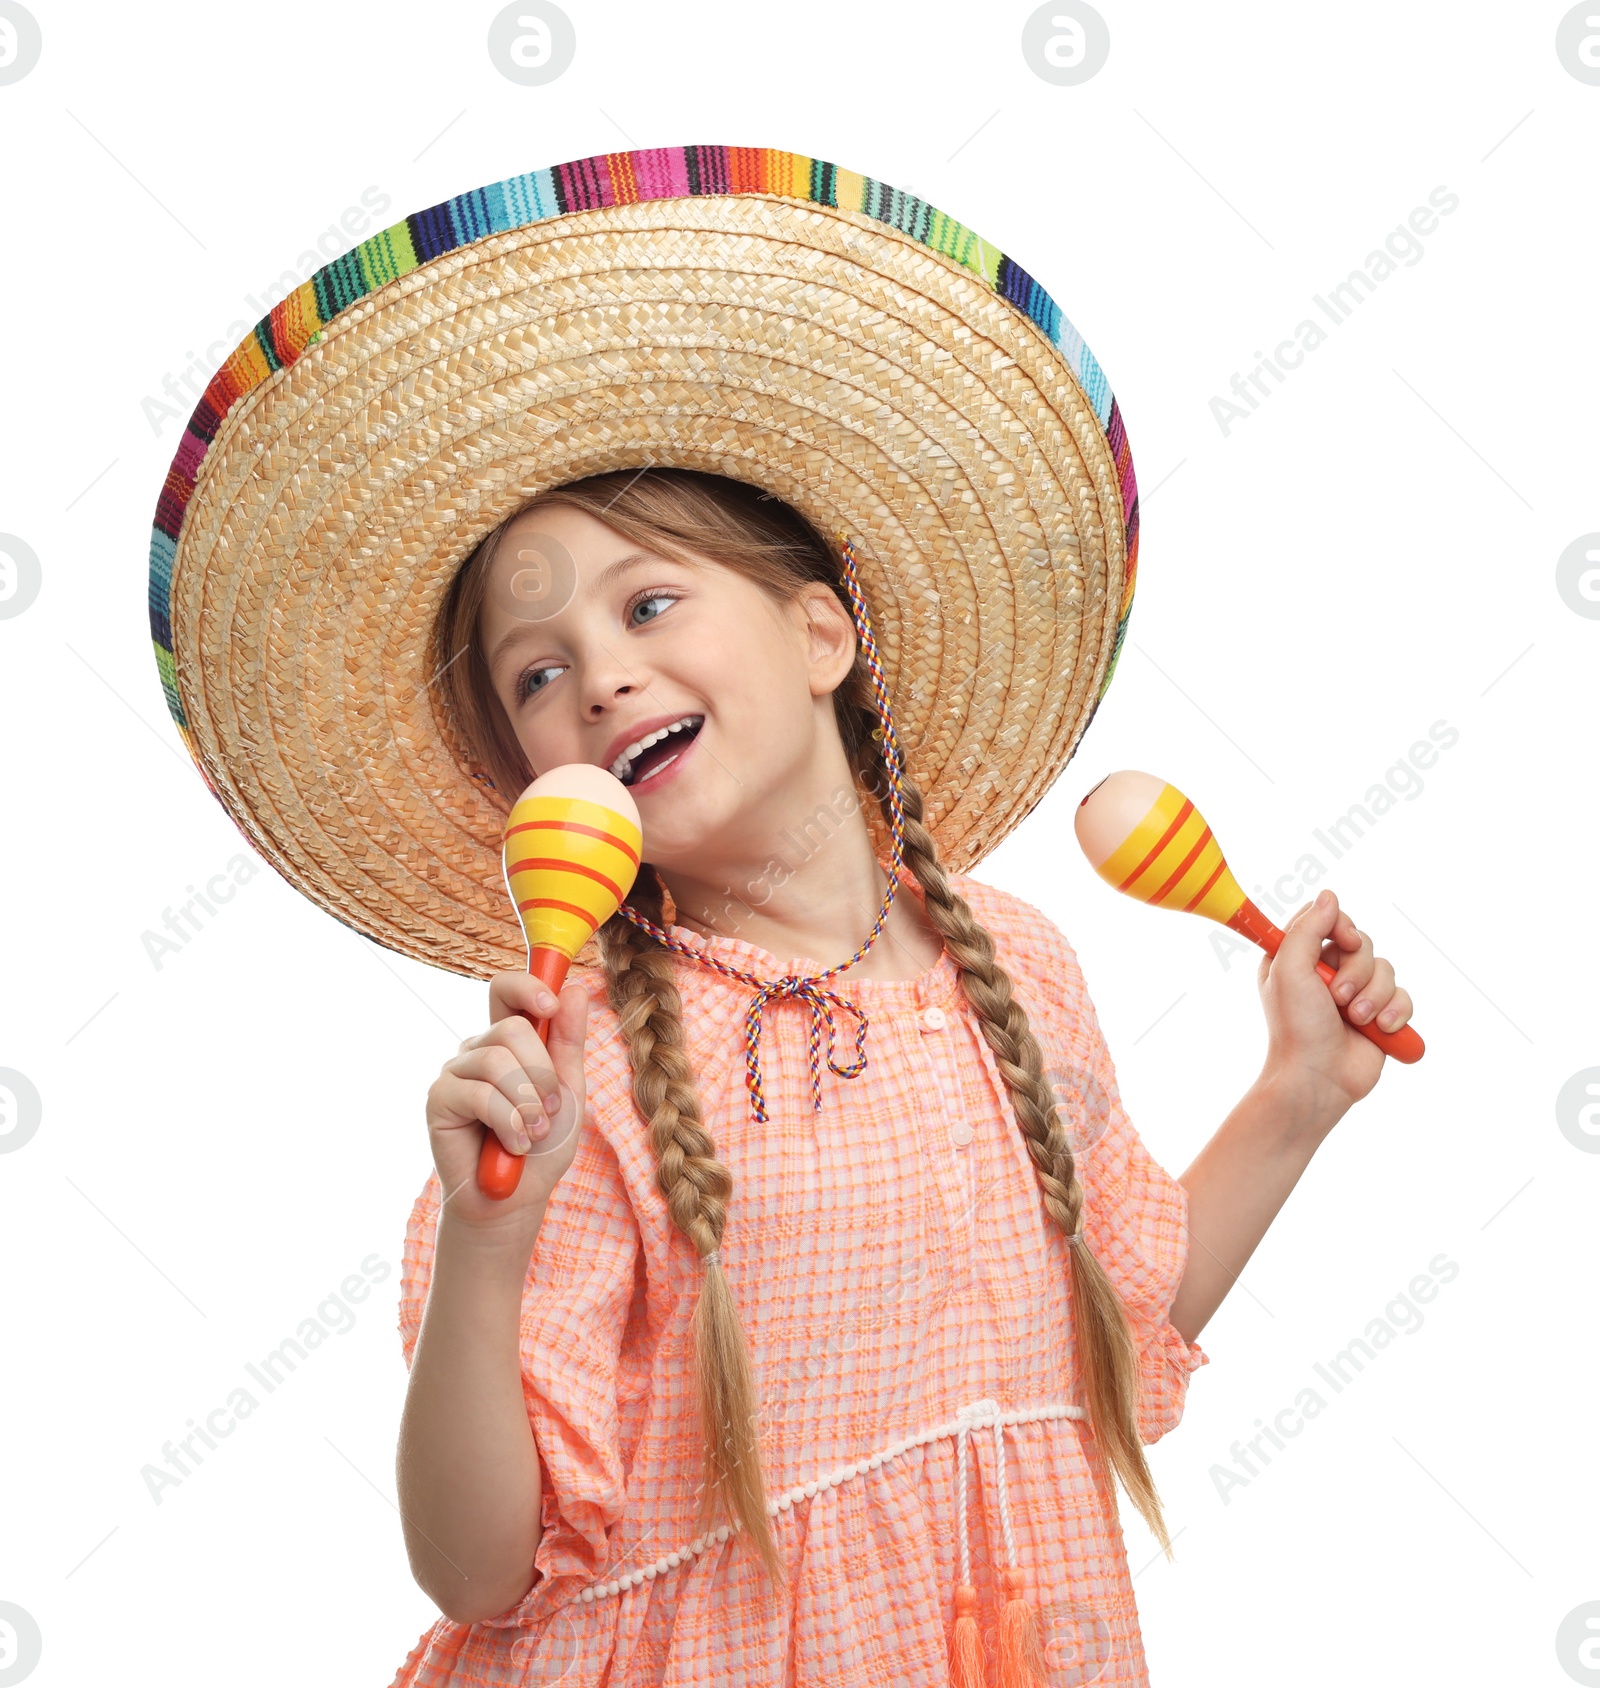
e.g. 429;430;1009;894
429;468;1175;1584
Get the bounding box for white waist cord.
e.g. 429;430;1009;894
575;1397;1081;1603
954;1397;1022;1585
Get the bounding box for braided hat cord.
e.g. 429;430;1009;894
615;535;907;1127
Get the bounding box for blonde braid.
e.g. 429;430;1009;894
886;772;1176;1560
595;867;788;1587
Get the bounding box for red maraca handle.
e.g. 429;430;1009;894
1240;904;1425;1063
477;947;570;1200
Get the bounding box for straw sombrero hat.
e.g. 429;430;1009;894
147;145;1140;980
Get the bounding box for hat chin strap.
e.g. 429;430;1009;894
613;533;911;1129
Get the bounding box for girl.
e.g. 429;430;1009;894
144;146;1414;1687
389;468;1412;1687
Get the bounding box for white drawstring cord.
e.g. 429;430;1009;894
954;1398;1021;1586
990;1415;1019;1570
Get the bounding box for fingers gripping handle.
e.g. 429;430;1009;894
1253;918;1426;1063
476;1005;551;1201
1312;958;1425;1062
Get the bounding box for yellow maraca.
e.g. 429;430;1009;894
1074;771;1424;1063
481;764;643;1199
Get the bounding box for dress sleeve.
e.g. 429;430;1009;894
986;885;1211;1446
397;1050;643;1633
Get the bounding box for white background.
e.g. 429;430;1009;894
1;2;1595;1684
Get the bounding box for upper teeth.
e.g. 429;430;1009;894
610;715;703;782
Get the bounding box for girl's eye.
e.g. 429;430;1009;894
511;591;680;703
628;590;679;627
514;663;561;704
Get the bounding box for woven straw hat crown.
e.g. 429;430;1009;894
148;145;1140;978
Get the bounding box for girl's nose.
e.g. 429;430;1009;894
587;679;645;717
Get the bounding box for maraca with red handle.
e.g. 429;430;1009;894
1074;771;1424;1063
479;764;643;1200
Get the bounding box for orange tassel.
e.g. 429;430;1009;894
949;1581;986;1688
996;1566;1049;1688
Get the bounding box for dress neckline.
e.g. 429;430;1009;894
663;862;961;1010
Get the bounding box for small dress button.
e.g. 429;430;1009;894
921;1005;948;1031
951;1120;975;1146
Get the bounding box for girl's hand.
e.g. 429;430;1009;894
1256;888;1414;1125
424;973;591;1234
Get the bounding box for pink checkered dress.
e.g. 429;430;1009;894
389;868;1209;1686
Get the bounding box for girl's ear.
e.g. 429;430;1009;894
798;584;858;696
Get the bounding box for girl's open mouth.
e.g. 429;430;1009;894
625;715;705;792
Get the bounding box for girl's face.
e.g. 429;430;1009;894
477;504;860;873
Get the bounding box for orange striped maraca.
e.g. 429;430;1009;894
1074;771;1424;1063
480;764;644;1199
